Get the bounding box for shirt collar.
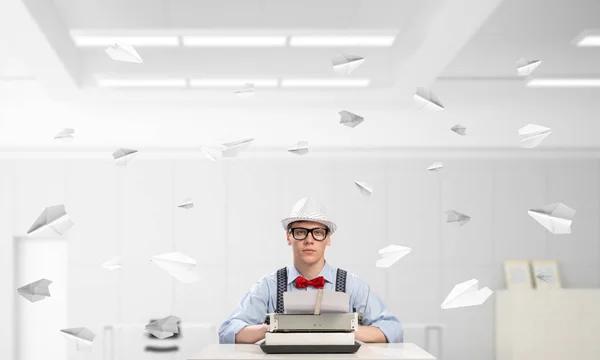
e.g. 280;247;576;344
287;261;335;285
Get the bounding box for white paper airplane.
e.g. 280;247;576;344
516;58;541;76
105;43;143;63
445;210;471;226
112;148;138;166
427;162;444;172
101;257;121;270
332;54;365;75
536;272;553;283
151;252;200;283
450;125;466;136
528;202;576;235
60;327;96;345
177;198;194;210
288;141;309;156
17;278;52;302
339;110;364;128
145;315;181;339
54;128;74;142
441;279;493;310
221;138;254;158
376;245;412;268
354;181;373;197
200;146;218;162
27;204;74;236
234;83;255;98
518;124;551;149
414;87;444;111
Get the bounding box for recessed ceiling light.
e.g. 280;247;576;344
182;36;287;47
526;78;600;87
289;36;395;47
97;78;187;88
189;79;279;87
281;79;370;87
72;36;180;47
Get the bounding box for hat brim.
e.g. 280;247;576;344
281;217;337;234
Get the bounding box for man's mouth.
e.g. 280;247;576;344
302;249;316;253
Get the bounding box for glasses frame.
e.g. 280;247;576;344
289;227;329;241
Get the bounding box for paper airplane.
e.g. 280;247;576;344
528;202;576;235
221;138;254;158
354;181;373;197
234;83;255;98
332;54;365;75
376;245;412;268
200;146;218;162
60;327;96;345
17;278;52;302
339;110;364;128
445;210;471;226
27;204;74;236
450;125;466;136
54;128;74;142
105;43;143;63
145;315;181;339
536;272;553;283
516;58;541;76
112;148;138;166
441;279;493;310
177;198;194;210
414;87;444;111
151;252;199;283
101;257;121;270
518;124;551;149
288;141;309;156
427;162;444;172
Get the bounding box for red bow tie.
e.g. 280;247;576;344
295;276;325;289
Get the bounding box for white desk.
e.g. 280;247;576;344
188;343;436;360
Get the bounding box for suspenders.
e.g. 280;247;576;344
275;267;347;314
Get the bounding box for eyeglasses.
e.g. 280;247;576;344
289;227;329;241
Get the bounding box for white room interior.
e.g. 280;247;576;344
2;1;600;360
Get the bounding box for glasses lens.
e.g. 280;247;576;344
312;229;327;240
292;228;308;240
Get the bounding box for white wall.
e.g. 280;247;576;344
0;155;598;360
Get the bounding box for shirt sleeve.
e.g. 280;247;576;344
218;277;271;344
351;277;404;343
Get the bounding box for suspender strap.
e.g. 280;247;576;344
335;268;347;292
275;267;287;314
276;267;348;314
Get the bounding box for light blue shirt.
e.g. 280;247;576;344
218;261;403;344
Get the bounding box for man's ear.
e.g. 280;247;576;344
286;231;292;246
326;235;331;246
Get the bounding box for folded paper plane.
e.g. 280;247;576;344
17;278;52;302
441;279;492;310
151;252;199;283
27;204;74;236
105;43;143;63
332;54;365;75
376;245;412;268
528;202;575;235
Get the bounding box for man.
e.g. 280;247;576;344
218;197;403;344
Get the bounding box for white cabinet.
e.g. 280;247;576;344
496;290;600;360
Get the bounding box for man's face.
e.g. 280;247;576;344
286;221;331;265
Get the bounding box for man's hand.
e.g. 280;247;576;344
234;324;269;344
354;325;387;343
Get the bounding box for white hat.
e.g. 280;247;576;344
281;197;337;234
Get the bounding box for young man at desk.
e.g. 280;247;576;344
219;197;403;344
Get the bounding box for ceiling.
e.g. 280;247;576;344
1;0;600;152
